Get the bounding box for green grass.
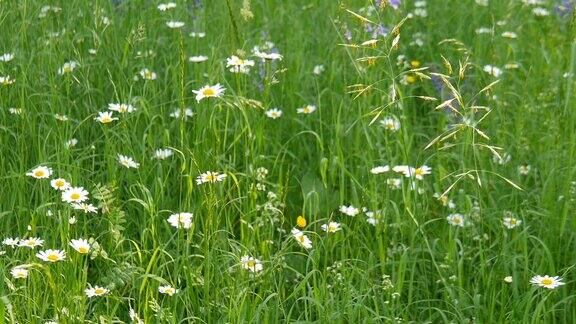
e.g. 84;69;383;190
1;0;575;322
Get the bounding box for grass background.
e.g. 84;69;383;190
0;0;575;322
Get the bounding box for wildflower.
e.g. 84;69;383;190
167;212;193;229
447;213;465;227
2;237;20;248
380;117;401;131
85;285;109;297
503;217;522;229
321;222;342;233
71;203;98;214
493;152;511;165
108;103;136;114
296;215;307;228
65;138;78;148
532;7;550;16
154;148;174;160
253;50;283;61
8;107;22;114
62;187;89;203
189;31;206;38
50;178;70;191
26;166;52;179
387;178;402;189
166;21;185;28
58;61;78;75
504;276;513;283
297;105;316;114
69;239;91;254
158;285;178;296
139;68;157;80
518;165;531;175
69;216;77;224
370;165;390;174
129;309;144;324
226;55;255;73
189;55;209;63
265;108;283;119
19;237;44;248
0;53;14;62
11;267;29;279
483;65;502;78
313;65;325;75
170;108;194;119
193;84;225;102
365;210;383;225
501;31;518;39
339;205;359;217
530;275;565;289
433;193;456;209
475;27;493;34
95;111;118;124
412;165;432;180
157;2;177;11
54;114;69;121
118;155;140;169
291;228;312;249
240;255;264;272
36;249;66;262
196;171;227;185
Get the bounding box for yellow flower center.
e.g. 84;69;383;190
78;247;88;254
297;235;305;243
47;254;59;261
453;218;461;224
202;88;215;97
94;288;105;295
34;170;45;177
55;180;64;187
541;278;553;285
406;75;417;84
246;260;256;268
510;219;517;225
70;193;81;200
205;174;216;182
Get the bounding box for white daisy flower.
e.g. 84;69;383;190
10;267;29;279
380;117;401;131
296;105;316;114
85;285;109;297
26;166;52;179
108;103;136;114
18;237;44;248
0;75;15;85
291;228;312;249
167;212;193;229
50;178;70;190
139;68;157;80
483;65;502;78
192;84;226;102
189;31;206;38
0;53;14;62
36;249;66;262
530;275;565;289
157;2;177;11
196;171;227;185
2;237;20;248
503;217;522;229
62;187;89;203
58;61;79;75
321;222;342;233
226;55;255;73
95;111;118;124
154;149;174;160
370;165;390;174
71;203;98;214
265;108;283;119
189;55;209;63
170;108;194;119
240;255;264;272
158;285;178;296
339;205;359;217
118;155;140;169
446;213;465;227
69;238;91;254
166;21;185;29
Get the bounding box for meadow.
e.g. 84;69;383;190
0;0;575;322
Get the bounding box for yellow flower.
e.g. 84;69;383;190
296;216;307;228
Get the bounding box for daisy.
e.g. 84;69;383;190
189;31;206;38
380;117;401;131
226;55;255;73
95;111;118;124
387;178;402;189
265;108;283;119
50;178;70;190
108;103;136;114
167;212;193;229
447;213;465;227
139;68;157;80
166;21;185;29
501;31;518;39
196;171;227;185
503;217;522;229
240;255;264;273
154;149;174;160
530;275;565;289
36;249;66;262
296;105;316;114
158;285;178;296
170;108;194;119
504;276;513;283
2;237;20;248
0;53;14;62
18;237;44;248
365;210;383;225
532;7;550;16
339;205;359;217
118;155;140;169
370;165;390;174
54;114;69;121
58;61;79;75
8;107;22;114
26;166;52;179
62;187;89;203
0;75;15;85
192;84;225;102
518;165;531;175
157;2;177;11
483;65;502;78
71;203;98;214
412;165;432;180
291;228;312;249
253;50;283;61
10;267;29;279
85;285;109;297
65;138;78;148
70;239;91;254
189;55;209;63
321;222;342;233
313;65;325;75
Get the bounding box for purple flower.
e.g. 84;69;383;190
554;0;575;18
389;0;401;9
